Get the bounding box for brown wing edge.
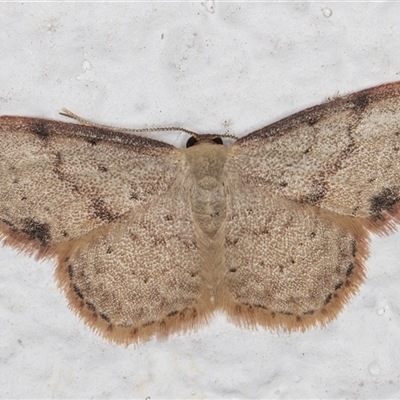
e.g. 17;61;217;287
0;221;59;260
51;234;212;346
239;80;400;143
0;115;178;258
0;218;212;346
3;191;394;340
363;201;400;237
221;213;371;332
0;115;180;260
0;116;211;345
227;79;400;331
0;116;175;150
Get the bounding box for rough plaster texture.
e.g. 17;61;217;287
1;2;400;399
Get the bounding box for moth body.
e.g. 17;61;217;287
185;140;228;238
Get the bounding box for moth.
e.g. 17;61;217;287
1;81;399;345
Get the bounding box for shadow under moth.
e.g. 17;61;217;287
1;81;399;345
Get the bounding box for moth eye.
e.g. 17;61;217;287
186;136;198;148
212;137;223;145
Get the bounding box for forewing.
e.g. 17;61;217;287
229;81;400;230
56;175;211;344
0;116;180;255
221;176;367;330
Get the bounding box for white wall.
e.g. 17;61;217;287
1;2;400;398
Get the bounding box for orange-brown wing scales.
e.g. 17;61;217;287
220;178;368;331
55;178;212;344
232;82;400;231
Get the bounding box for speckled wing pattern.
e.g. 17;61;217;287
222;81;400;329
1;81;400;345
231;83;400;224
0;118;210;343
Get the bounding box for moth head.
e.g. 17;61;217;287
186;136;224;148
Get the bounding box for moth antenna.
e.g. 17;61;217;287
219;132;238;140
60;108;237;140
60;108;200;137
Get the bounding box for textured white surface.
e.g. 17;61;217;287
1;2;400;399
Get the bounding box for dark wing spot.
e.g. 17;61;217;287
92;198;117;222
324;293;333;305
86;301;96;312
100;312;110;322
142;320;155;327
30;122;49;140
130;192;139;200
21;218;51;246
98;165;108;172
306;115;319;126
68;264;74;279
73;284;84;299
346;263;354;277
85;137;100;146
303;310;314;315
226;237;239;246
53;153;65;182
303;181;326;204
351;240;357;257
117;322;133;328
183;240;197;250
353;93;370;113
1;218;14;227
370;187;399;216
334;281;343;291
167;310;178;317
